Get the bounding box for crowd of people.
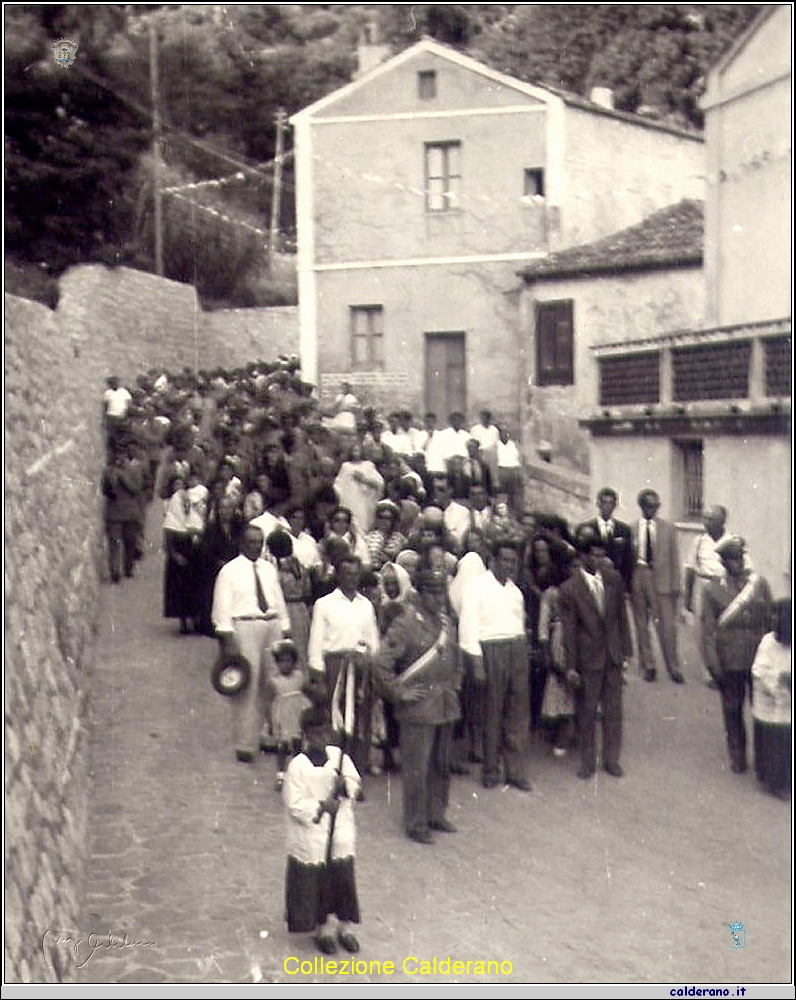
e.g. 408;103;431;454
102;361;791;954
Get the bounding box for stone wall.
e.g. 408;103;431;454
522;458;592;528
5;294;104;983
201;305;298;369
58;265;298;381
4;265;298;983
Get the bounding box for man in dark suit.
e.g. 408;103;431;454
559;526;632;779
578;487;633;591
630;489;684;684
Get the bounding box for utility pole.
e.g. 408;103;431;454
268;107;287;273
149;20;164;276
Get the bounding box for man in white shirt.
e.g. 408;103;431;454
212;525;292;762
470;409;500;484
496;426;522;513
103;376;132;447
684;505;750;688
631;489;683;684
380;412;414;459
459;540;531;791
284;505;322;572
430;476;471;555
308;555;380;772
249;506;289;557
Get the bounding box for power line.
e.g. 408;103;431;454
70;62;284;183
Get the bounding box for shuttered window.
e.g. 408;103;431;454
350;306;384;368
425;142;461;212
536;300;574;385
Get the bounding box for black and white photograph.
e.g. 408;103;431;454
4;3;792;991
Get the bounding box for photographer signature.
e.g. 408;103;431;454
42;929;156;970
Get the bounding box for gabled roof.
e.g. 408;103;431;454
519;200;704;281
291;37;702;140
291;37;557;121
708;4;781;78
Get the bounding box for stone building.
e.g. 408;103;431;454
580;4;791;593
291;37;704;425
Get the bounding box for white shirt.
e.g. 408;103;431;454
687;530;752;578
438;427;471;461
580;568;605;615
412;428;430;455
250;511;289;554
423;431;449;474
470;423;500;451
212;554;290;634
596;518;615;542
636;518;657;566
290;530;322;571
497;440;521;469
449;551;487;619
307;589;380;673
459;571;526;656
104;386;132;418
443;501;472;550
751;632;791;725
381;429;414;457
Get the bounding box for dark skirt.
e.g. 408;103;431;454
163;531;199;620
284;855;360;933
753;720;791;794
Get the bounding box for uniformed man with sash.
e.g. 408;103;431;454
701;536;771;774
374;569;463;845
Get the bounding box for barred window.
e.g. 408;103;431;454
677;439;703;520
764;335;791;397
672;341;751;401
599;352;660;405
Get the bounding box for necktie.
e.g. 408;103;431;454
253;562;269;612
645;520;654;565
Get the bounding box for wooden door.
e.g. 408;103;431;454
425;332;466;418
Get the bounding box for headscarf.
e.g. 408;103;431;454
379;561;413;604
163;489;203;533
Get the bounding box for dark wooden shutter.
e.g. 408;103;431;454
536;300;573;385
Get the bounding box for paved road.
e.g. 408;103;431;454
73;511;791;985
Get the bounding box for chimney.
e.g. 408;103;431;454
356;22;390;77
590;86;615;110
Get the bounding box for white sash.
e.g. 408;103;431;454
331;658;356;736
718;574;762;627
397;625;448;686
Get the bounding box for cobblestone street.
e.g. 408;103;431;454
71;513;791;986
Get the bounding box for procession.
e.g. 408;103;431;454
6;4;791;990
97;359;791;969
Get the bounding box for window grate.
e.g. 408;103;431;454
672;341;751;401
764;335;791;397
678;439;703;520
599;352;660;405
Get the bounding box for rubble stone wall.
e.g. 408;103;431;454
4;266;297;982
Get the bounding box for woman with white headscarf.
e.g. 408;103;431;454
163;474;204;634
